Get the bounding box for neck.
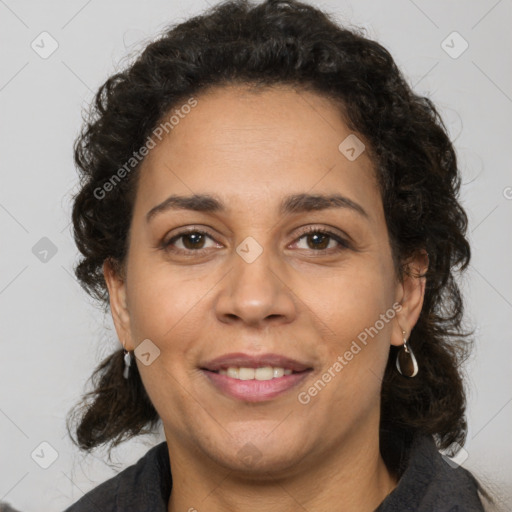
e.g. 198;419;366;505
166;424;397;512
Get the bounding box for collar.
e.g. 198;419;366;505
375;433;485;511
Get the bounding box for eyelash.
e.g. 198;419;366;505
160;225;351;256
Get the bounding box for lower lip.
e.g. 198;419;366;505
201;369;312;402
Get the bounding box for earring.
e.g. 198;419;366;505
122;341;133;379
396;330;418;377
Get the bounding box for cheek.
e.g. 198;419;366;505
290;267;396;442
321;256;395;338
126;258;208;426
126;254;208;344
315;258;395;393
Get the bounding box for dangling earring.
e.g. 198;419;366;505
122;341;133;379
396;330;418;377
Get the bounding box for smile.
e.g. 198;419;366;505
201;367;312;402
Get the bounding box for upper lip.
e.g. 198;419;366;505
200;352;312;372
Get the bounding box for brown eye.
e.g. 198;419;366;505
162;229;217;254
293;227;350;252
302;232;331;250
177;232;207;250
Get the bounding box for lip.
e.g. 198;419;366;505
200;352;312;372
201;368;312;402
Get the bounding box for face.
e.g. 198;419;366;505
105;84;425;476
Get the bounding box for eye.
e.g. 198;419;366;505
291;226;350;253
161;228;218;254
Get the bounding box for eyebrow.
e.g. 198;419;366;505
145;192;369;223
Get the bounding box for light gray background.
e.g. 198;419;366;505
1;0;511;510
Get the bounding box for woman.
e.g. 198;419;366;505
63;0;493;510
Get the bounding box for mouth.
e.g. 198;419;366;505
202;366;307;380
199;353;313;402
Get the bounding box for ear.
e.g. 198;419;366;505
391;250;429;347
103;258;134;351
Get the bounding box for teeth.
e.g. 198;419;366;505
255;367;273;380
226;367;238;378
239;367;255;380
273;367;284;378
216;366;295;380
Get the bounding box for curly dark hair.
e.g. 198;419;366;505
66;0;474;475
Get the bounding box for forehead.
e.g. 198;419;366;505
133;84;382;221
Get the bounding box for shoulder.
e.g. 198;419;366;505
378;433;486;512
428;447;487;511
62;441;171;512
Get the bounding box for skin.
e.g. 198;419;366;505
103;84;427;512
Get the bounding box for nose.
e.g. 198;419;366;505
214;246;298;329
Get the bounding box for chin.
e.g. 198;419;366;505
206;435;310;477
